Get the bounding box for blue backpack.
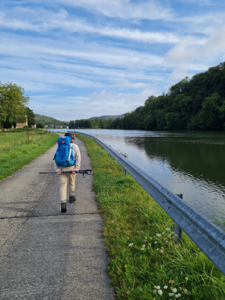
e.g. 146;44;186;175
53;136;76;170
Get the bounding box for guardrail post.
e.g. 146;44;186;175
123;168;126;177
173;194;183;242
101;145;103;150
109;153;111;158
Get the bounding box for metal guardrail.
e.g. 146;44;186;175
70;131;225;275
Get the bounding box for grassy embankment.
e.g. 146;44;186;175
0;130;58;181
77;134;225;300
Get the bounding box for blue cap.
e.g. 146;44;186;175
65;133;72;138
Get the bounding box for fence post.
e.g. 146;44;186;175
123;168;126;177
173;194;183;242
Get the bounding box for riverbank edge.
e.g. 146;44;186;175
0;132;58;181
77;134;225;300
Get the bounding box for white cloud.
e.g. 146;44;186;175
89;88;153;106
29;0;173;21
113;82;148;89
0;34;163;69
29;88;153;120
0;8;178;44
177;0;211;4
0;66;100;91
166;25;225;66
165;24;225;81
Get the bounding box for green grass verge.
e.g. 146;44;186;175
77;134;225;300
0;131;58;181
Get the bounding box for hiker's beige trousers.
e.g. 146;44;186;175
59;166;76;203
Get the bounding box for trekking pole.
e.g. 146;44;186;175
39;169;92;178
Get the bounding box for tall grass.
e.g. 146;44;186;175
77;134;225;300
0;130;48;151
0;131;58;180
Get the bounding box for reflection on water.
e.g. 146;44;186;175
54;129;225;223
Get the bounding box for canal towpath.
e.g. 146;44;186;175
0;135;114;299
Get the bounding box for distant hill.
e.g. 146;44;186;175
89;114;125;120
35;114;69;127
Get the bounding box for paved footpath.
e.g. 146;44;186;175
0;135;114;300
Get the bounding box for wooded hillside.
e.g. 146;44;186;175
35;114;69;127
112;62;225;131
75;61;225;131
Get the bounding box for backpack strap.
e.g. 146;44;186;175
68;145;73;162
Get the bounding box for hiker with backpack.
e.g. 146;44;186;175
53;133;81;213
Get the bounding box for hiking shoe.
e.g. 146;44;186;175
61;203;67;213
69;196;76;203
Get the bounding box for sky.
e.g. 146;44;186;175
1;0;225;121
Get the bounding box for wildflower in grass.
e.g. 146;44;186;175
164;286;168;289
169;280;174;284
175;294;181;298
124;265;127;267
166;241;168;243
111;220;114;222
183;289;187;293
166;228;170;231
172;288;177;293
160;250;163;253
185;277;188;281
150;237;152;239
126;290;130;295
181;271;183;274
169;293;174;296
179;287;182;290
143;245;146;247
153;290;156;294
158;290;163;295
148;243;151;246
156;248;159;250
156;286;160;289
141;247;144;250
154;242;157;244
156;234;161;236
128;243;133;247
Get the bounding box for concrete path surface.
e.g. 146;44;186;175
0;135;114;300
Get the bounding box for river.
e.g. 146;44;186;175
52;129;225;224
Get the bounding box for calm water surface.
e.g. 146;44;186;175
54;129;225;223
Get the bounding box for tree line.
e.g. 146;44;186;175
0;82;36;132
73;62;225;131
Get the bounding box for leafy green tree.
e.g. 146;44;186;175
200;93;222;130
165;112;183;130
26;107;36;127
144;115;155;130
37;122;44;128
0;82;29;132
156;110;166;130
219;100;225;121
